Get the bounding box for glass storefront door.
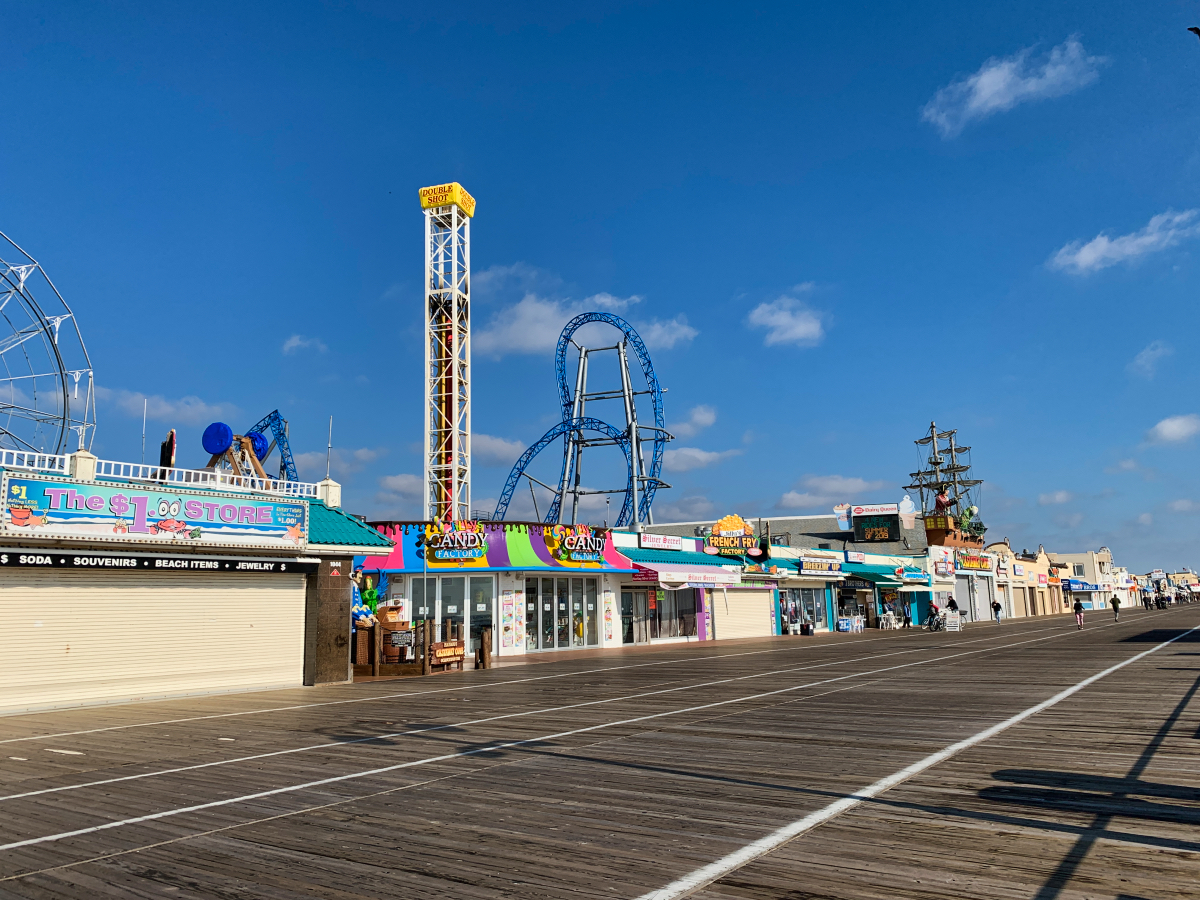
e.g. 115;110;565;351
520;576;601;651
621;589;649;644
411;577;436;623
438;576;465;641
556;578;571;647
525;577;539;650
540;578;555;649
468;576;494;654
585;579;598;645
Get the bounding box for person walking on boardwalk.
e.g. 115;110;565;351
902;599;912;628
1111;594;1121;623
991;598;1002;625
1073;597;1085;629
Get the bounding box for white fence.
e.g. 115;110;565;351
0;450;69;474
94;460;319;498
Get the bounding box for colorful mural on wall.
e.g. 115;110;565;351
360;521;634;572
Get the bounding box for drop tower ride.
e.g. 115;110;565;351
419;182;476;522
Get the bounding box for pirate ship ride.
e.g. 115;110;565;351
905;421;986;549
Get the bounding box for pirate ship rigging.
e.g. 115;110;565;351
905;421;986;548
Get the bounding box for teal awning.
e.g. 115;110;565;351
842;562;903;586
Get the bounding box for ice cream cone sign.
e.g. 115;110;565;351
898;494;917;529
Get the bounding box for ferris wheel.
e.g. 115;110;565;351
0;231;96;455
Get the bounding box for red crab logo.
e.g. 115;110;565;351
148;499;189;537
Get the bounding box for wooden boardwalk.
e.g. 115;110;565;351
0;606;1197;899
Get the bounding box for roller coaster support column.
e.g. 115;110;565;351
617;339;644;530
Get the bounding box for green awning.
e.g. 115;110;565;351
841;562;903;586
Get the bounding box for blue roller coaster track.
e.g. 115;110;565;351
493;312;668;527
246;409;299;483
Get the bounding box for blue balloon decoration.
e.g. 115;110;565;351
247;431;269;461
202;422;234;456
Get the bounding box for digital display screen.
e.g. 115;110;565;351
853;514;900;542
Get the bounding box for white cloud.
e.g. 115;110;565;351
472;262;692;358
1050;210;1200;275
921;37;1105;138
673;405;717;439
373;472;424;517
777;474;888;510
1137;512;1153;526
587;292;642;311
1169;499;1198;513
281;334;328;355
748;285;824;347
474;293;690;357
1146;414;1200;444
474;293;575;357
294;447;382;480
473;433;526;466
653;495;716;522
663;447;741;472
637;314;698;350
379;473;422;495
95;386;237;426
1127;341;1173;379
1038;490;1072;505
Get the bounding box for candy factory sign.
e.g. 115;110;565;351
1;476;308;550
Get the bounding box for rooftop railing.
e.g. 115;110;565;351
94;460;319;498
0;450;70;474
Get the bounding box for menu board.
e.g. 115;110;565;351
853;514;899;542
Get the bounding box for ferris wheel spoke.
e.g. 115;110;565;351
0;238;95;454
0;402;66;424
0;427;48;454
0;323;49;357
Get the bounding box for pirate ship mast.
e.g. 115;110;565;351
905;421;986;548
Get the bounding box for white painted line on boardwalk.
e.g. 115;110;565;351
634;622;1200;900
0;616;1074;746
0;625;1066;803
0;678;887;885
43;749;82;756
0;623;1124;853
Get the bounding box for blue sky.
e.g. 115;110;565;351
3;1;1200;571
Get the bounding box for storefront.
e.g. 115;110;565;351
1063;577;1104;609
621;544;740;643
925;545;956;621
777;554;842;633
954;550;996;622
0;452;387;715
360;521;636;656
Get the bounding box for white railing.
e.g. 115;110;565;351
95;459;319;498
0;449;70;474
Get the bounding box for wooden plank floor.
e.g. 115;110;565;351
0;606;1197;899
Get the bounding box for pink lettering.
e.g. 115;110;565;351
219;505;237;523
202;502;220;521
85;495;104;511
184;501;203;519
238;506;255;524
44;488;68;510
256;507;272;524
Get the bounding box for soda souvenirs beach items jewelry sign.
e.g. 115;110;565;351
2;475;307;550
